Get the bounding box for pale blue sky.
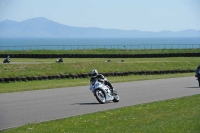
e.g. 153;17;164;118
0;0;199;31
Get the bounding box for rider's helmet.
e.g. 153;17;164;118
91;69;98;76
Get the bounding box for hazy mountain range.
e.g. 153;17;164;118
0;17;200;38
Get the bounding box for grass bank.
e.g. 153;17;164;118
0;57;198;78
1;94;199;133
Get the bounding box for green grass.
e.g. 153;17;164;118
1;49;200;54
0;73;194;93
0;49;199;132
1;94;199;133
0;57;198;93
0;57;198;78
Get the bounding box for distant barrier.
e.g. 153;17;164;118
0;69;195;83
0;52;200;58
0;44;200;50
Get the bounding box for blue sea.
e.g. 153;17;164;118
0;37;200;50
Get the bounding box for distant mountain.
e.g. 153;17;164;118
0;17;200;38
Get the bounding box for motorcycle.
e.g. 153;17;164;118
90;78;120;104
56;58;63;63
195;75;200;87
3;56;10;63
195;69;200;87
3;59;10;63
197;76;200;87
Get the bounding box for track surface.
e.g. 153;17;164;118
0;76;199;130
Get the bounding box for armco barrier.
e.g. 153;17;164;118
0;69;195;83
0;52;200;58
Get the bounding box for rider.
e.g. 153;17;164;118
90;69;114;93
58;57;63;62
4;55;10;62
56;57;63;62
195;65;200;78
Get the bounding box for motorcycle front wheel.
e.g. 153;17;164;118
95;89;106;104
198;75;200;87
113;95;120;102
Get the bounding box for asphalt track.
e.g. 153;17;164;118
0;76;199;130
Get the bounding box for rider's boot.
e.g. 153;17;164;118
111;88;118;95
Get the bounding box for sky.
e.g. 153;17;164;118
0;0;200;32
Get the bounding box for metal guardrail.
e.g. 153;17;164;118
0;44;200;50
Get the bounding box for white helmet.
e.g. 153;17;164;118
91;69;98;76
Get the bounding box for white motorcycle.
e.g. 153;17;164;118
90;78;120;104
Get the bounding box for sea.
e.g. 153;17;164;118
0;37;200;50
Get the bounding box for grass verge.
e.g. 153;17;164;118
0;73;194;93
1;94;199;133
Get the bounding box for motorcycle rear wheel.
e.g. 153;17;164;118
95;89;106;104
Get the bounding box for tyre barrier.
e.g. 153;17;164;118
21;77;27;82
1;52;200;58
0;69;195;83
16;77;22;81
26;76;33;81
9;77;16;82
0;78;4;83
4;78;10;82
